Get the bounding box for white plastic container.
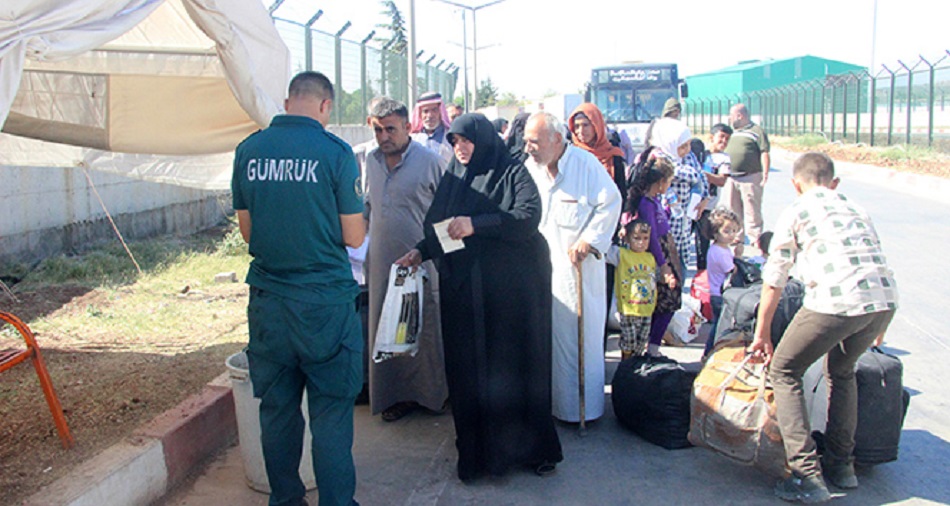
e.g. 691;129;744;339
226;352;317;493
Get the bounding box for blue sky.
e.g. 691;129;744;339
268;0;950;100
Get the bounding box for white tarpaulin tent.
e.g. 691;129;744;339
0;0;290;190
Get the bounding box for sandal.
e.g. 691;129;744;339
381;401;418;422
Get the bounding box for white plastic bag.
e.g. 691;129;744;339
668;295;707;344
373;264;427;363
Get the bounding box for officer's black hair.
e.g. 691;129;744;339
288;71;334;102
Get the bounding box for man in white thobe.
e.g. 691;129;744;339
523;112;622;423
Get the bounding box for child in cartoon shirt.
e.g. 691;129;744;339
611;219;658;359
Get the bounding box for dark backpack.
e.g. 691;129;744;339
723;257;763;290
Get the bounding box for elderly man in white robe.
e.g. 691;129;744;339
523;112;622;423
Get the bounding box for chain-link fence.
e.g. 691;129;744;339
274;17;458;125
684;51;950;153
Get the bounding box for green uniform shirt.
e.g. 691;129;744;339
232;115;364;304
724;122;770;176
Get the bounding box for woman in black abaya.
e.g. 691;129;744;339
396;113;562;481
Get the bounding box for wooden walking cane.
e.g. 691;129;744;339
576;260;587;436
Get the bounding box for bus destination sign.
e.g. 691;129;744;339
601;68;662;83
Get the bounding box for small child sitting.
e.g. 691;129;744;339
703;208;742;356
613;219;658;359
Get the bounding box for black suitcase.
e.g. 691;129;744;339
611;355;696;450
804;347;909;465
715;279;805;347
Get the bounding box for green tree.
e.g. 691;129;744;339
376;0;406;55
497;91;521;107
477;77;498;108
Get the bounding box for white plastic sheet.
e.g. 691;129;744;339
0;0;290;189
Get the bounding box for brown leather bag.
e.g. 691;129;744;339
688;336;788;478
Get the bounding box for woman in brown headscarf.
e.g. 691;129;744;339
568;102;627;199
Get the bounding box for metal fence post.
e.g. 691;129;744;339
334;34;342;124
882;65;896;145
700;98;706;134
360;30;375;120
830;82;837;142
795;84;803;135
842;76;849;141
810;81;818;134
870;73;878;146
303;10;323;72
783;86;790;136
920;54;947;147
333;22;352;125
855;73;863;143
898;60;913;145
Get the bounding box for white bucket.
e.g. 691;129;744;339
226;352;317;493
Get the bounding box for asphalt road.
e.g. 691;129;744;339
166;148;950;506
756;149;950;505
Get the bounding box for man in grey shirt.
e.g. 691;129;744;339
363;97;448;422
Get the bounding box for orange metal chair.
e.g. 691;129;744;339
0;311;75;448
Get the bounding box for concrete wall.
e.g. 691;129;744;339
0;165;228;266
330;125;373;147
1;125;373;268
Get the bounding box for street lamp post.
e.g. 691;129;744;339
408;0;419;106
430;0;507;111
462;9;469;110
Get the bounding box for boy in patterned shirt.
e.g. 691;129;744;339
748;152;898;503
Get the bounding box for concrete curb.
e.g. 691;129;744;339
24;373;237;506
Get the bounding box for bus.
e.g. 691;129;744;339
586;63;687;151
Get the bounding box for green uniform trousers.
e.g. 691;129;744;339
247;287;362;506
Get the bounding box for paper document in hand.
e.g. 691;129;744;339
434;218;466;253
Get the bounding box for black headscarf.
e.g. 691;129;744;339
504;112;531;160
417;113;543;283
491;117;508;134
442;113;513;210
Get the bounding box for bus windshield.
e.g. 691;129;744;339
589;64;680;124
593;87;676;123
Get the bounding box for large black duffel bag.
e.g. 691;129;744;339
715;279;805;347
804;346;909;466
611;355;696;450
